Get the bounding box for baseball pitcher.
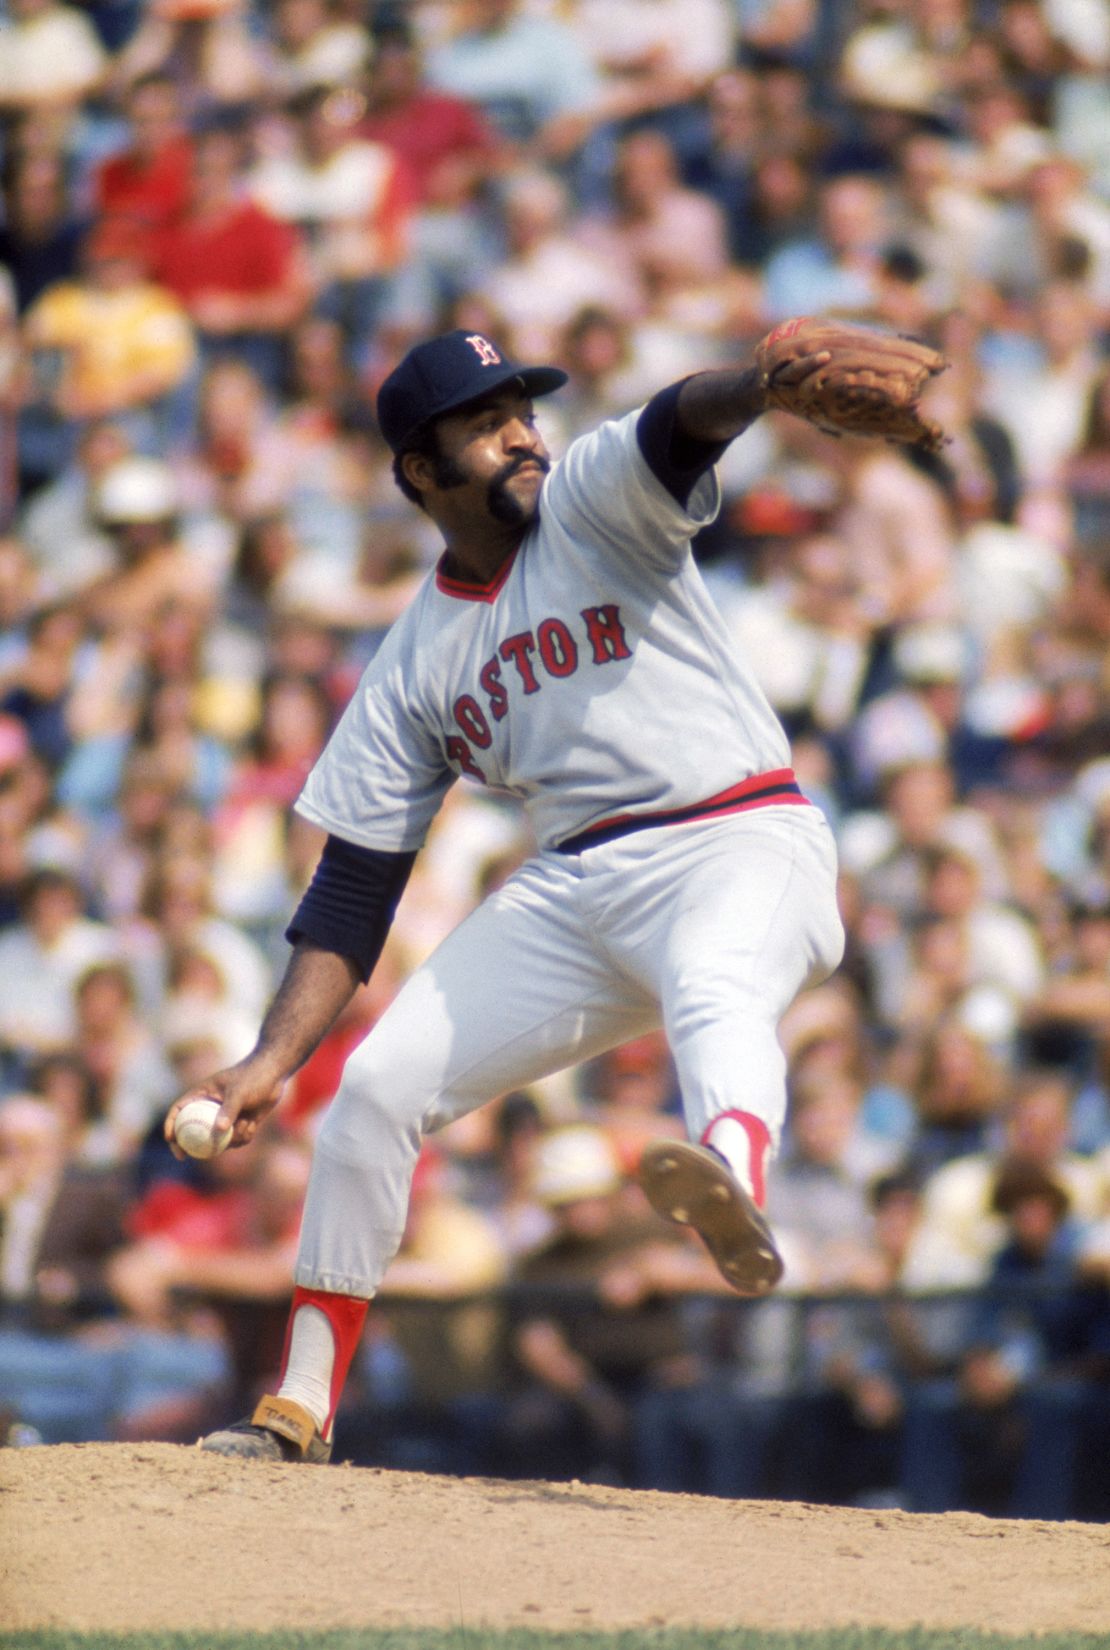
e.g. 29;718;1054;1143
165;319;946;1462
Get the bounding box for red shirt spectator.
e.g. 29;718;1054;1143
98;137;193;232
152;127;310;338
94;73;194;232
156;200;298;306
127;1176;254;1250
361;26;501;208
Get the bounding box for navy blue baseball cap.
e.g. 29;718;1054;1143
377;329;568;454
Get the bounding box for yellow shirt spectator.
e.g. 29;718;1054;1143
25;222;195;422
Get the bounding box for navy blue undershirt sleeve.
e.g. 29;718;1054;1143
285;834;417;984
636;379;730;509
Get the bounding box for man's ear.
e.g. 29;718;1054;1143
401;450;434;498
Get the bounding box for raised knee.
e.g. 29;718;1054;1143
314;1070;418;1170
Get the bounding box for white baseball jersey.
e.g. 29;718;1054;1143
295;407;793;855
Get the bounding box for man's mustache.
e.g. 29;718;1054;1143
493;452;551;487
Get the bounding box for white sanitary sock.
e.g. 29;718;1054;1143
276;1304;335;1435
704;1116;762;1201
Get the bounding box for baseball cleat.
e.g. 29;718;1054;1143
639;1140;784;1296
199;1394;331;1464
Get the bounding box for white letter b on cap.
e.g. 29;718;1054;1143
466;335;502;367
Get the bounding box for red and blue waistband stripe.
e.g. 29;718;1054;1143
553;768;808;855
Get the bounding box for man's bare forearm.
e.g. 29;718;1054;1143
674;366;768;444
248;940;361;1082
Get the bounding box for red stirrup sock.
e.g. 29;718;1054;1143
276;1286;369;1442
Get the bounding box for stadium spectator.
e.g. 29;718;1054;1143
0;867;120;1066
107;1130;310;1334
682;69;762;261
1024;155;1110;314
126;850;272;1031
359;19;504;332
361;20;502;210
16;420;129;601
899;1017;1009;1180
844;757;1007;917
93;73;194;234
981;279;1104;491
25;1048;109;1163
71;959;175;1159
0;1093;126;1331
1021;896;1110;1117
0;600;89;772
901;1159;1104;1518
175;357;294;523
463;1090;556;1260
20;217;195;482
485;168;639;364
111;0;275;118
424;0;602;153
498;1124;720;1484
210;671;333;926
249;84;413;358
783;1167;931;1508
739;152;817;271
892;129;1011;299
0;150;88;318
153;126;311;389
269;0;372;97
767;1063;898;1291
0;737;50;934
0;0;108;117
719;530;879;743
0;1086;230;1443
77;456;215;635
585;127;731;309
761;173;888;321
570;0;734;143
902;1069;1108;1288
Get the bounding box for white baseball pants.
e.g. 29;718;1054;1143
295;805;844;1297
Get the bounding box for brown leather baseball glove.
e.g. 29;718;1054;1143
755;317;949;452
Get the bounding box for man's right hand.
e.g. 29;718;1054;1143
162;939;364;1159
163;1060;286;1161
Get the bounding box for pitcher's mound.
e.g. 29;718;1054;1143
2;1443;1108;1635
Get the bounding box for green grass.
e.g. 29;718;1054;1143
4;1631;1110;1650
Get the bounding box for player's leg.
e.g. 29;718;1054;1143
203;853;656;1460
661;807;842;1143
296;856;656;1297
601;808;844;1292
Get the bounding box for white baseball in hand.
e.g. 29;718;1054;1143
173;1097;232;1160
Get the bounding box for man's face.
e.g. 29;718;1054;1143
191;134;239;205
86;249;143;292
1009;1194;1061;1258
129;81;180;155
416;389;551;529
10;158;64;235
26;880;80;946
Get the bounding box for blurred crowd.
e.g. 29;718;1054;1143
1;0;1110;1518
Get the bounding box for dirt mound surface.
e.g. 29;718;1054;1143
2;1444;1108;1636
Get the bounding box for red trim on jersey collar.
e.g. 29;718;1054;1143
435;547;519;603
